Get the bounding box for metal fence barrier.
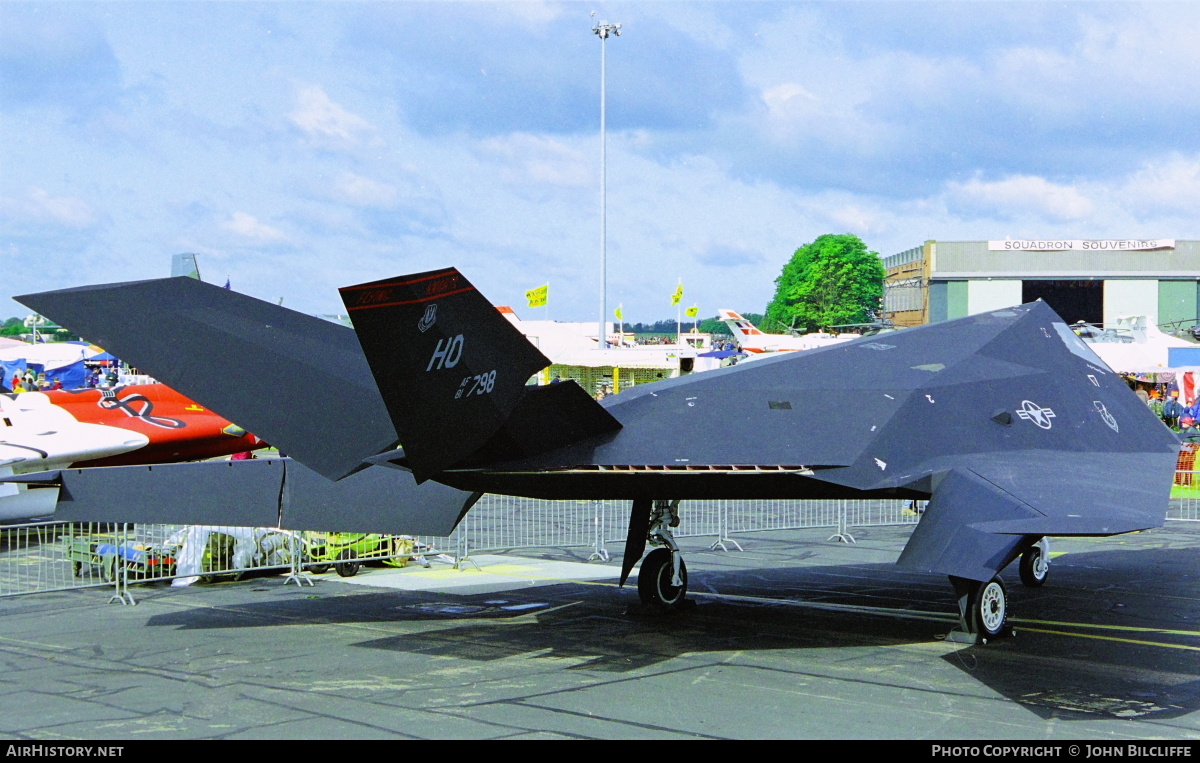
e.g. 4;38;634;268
0;522;428;602
422;496;924;565
1171;443;1199;521
2;466;1197;601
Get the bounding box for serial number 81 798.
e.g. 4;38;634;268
456;370;497;399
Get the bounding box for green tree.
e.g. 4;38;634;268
765;234;884;333
1;317;23;337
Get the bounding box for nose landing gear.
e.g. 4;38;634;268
619;498;690;609
1019;537;1050;588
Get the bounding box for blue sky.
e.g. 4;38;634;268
2;1;1198;324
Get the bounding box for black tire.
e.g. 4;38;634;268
1019;542;1049;588
334;549;360;578
72;561;82;577
637;548;688;608
972;577;1008;638
308;564;330;575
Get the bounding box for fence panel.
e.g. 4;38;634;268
1170;465;1200;521
0;522;113;596
846;499;924;527
3;481;1188;600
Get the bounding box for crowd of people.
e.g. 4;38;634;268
7;370;62;392
1140;388;1200;437
5;366;120;393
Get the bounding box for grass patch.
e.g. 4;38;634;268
1173;480;1200;500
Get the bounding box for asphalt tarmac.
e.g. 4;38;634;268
3;523;1200;740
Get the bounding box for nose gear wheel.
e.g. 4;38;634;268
638;547;688;608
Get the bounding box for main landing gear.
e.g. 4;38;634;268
620;498;690;609
949;575;1012;644
947;537;1050;644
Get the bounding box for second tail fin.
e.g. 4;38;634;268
342;268;615;481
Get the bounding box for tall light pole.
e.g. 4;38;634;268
593;16;620;349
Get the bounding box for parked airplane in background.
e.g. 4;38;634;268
718;310;859;353
0;384;264;521
14;271;1181;643
1074;315;1199;375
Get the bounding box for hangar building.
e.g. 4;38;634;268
883;239;1200;329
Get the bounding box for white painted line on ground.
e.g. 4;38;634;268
323;554;625;593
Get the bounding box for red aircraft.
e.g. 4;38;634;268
1;384;265;521
42;384;265;466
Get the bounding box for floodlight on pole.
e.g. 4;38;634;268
593;15;620;349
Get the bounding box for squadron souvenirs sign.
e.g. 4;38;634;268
988;239;1175;251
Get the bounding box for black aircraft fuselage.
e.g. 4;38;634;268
14;268;1182;641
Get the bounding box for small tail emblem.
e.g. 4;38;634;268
1094;401;1118;432
418;304;437;333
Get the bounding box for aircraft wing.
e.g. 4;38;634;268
0;459;479;537
896;450;1176;581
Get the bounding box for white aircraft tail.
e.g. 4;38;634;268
717;309;768;349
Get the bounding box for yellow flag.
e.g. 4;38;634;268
685;305;699;318
671;283;683;306
526;284;548;308
614;306;623;320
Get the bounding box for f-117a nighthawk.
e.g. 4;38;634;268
13;268;1181;642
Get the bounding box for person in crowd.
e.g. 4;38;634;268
1149;391;1165;419
1135;387;1150;404
1181;416;1200;437
10;375;25;393
49;378;63;391
1185;400;1200;426
1164;392;1184;429
1181;420;1200;486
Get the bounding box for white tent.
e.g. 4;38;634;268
0;343;87;370
1085;316;1199;374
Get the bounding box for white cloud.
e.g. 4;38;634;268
0;188;99;229
1119;156;1200;215
499;0;562;26
331;172;398;208
477;133;591;189
221;211;287;242
824;202;890;238
289;85;373;143
760;82;818;112
946;175;1095;221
